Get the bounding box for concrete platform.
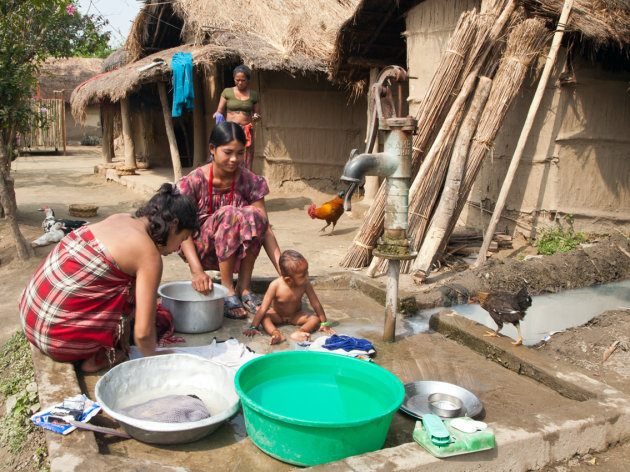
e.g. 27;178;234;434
16;155;630;471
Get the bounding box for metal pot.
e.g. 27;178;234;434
158;281;228;333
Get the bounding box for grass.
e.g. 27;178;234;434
533;214;587;256
0;331;48;468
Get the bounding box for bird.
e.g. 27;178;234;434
307;191;345;235
32;222;65;247
39;206;88;234
472;285;532;345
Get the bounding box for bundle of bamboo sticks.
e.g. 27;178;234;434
412;18;550;277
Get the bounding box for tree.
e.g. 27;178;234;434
0;0;110;259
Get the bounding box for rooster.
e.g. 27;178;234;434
308;191;345;235
472;285;532;346
39;206;88;234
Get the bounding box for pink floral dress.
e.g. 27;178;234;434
176;166;269;273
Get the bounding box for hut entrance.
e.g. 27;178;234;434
19;98;66;153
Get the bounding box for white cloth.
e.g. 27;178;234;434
129;338;261;370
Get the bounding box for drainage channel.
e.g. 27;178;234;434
409;279;630;345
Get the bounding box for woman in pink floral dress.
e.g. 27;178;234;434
177;121;281;319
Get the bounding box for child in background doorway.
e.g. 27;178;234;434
242;250;335;344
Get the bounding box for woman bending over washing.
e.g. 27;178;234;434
177;121;281;320
213;64;260;170
19;184;199;372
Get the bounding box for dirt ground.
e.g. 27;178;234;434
1;147;630;471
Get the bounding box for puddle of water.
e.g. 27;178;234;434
411;279;630;345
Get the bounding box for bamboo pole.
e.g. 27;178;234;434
412;76;493;278
474;0;574;267
192;69;207;169
120;97;136;167
158;81;183;181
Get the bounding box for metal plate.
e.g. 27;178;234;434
399;380;483;419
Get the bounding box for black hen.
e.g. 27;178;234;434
474;286;532;345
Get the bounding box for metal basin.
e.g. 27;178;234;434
95;354;240;444
158;281;228;333
427;392;463;417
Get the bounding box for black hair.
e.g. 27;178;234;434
209;121;247;147
233;65;251;80
279;249;308;277
135;183;200;246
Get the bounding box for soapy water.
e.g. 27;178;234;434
405;279;630;346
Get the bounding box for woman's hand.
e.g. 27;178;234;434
191;270;212;295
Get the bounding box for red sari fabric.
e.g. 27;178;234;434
176;166;269;272
19;227;135;361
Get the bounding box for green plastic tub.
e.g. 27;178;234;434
234;351;404;467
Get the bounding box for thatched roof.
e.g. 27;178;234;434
330;0;630;85
124;0;359;71
38;58;104;102
71;44;237;123
70;0;359;122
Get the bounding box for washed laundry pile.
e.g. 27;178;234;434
118;394;211;423
307;334;376;360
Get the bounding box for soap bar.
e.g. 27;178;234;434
422;414;451;446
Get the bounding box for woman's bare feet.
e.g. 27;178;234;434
80;349;127;373
290;330;311;343
270;329;286;345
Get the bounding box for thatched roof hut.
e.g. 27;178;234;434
330;0;630;86
72;0;360;121
39;57;104;102
70;0;367;193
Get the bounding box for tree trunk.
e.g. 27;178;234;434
0;135;34;259
158;82;183;181
120;97;136;167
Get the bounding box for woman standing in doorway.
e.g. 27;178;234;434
213;65;261;170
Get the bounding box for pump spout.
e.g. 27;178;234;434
342;181;358;211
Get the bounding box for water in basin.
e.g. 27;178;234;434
413;279;630;345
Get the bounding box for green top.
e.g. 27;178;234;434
222;87;259;114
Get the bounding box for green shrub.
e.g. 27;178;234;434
533;214;586;255
80;135;101;146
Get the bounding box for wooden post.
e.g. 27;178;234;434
192;69;207;168
475;0;574;267
120;96;136;167
60;92;66;156
412;76;493;277
101;102;115;163
158;82;183;181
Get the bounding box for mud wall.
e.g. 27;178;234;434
406;0;630;236
64;103;101;144
256;70;366;193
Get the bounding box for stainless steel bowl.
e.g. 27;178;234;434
427;392;463;417
95;354;240;444
158;281;228;333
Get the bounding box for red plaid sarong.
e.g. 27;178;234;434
19;226;135;362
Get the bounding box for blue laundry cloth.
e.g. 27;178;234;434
322;335;375;352
171;52;194;117
215;113;225;124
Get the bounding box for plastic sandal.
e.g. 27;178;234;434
241;293;261;314
224;294;248;320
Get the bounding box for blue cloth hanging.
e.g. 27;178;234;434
171;52;194;117
322;335;375;352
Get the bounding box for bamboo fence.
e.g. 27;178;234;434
19;99;65;152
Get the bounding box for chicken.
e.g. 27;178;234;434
473;285;532;345
32;222;65;247
39;206;88;234
307;191;345;235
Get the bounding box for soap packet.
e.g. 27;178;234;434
31;394;101;435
